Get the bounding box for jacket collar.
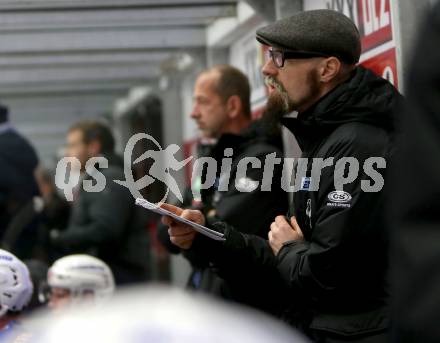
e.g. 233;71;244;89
281;116;329;152
211;132;246;159
280;66;398;151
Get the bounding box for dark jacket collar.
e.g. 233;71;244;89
281;66;400;151
210;119;283;159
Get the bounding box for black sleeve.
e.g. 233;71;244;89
1;199;38;250
0;137;39;203
188;219;288;313
0;155;26;211
157;222;180;254
184;148;289;277
155;186;211;266
0;156;20;190
180;148;288;304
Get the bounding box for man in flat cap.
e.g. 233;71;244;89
162;10;401;342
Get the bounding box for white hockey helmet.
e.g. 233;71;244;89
47;255;115;302
0;249;33;317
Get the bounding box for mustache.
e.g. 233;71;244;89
264;76;285;93
265;76;292;115
264;76;286;93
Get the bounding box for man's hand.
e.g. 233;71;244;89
160;203;206;250
268;215;304;256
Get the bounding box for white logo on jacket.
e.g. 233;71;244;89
326;191;352;208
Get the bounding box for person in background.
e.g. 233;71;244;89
157;65;288;312
51;120;150;285
1;166;70;263
42;254;114;311
0;104;39;259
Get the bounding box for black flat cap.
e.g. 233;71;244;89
256;9;361;64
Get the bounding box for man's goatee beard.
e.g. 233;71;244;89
261;92;290;135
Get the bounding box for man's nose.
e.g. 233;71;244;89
190;104;199;119
262;58;278;77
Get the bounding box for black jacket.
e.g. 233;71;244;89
192;67;401;341
53;153;151;285
159;119;288;301
1;192;71;263
0;125;39;257
201;120;288;235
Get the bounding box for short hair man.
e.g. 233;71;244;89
51;120;150;285
190;64;252;138
65;121;116;172
162;10;401;342
158;65;288;310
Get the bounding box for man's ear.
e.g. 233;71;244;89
87;140;102;156
226;95;242;119
319;57;342;83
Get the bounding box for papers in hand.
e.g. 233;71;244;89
135;198;226;241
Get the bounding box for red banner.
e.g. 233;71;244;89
357;0;393;52
361;47;398;88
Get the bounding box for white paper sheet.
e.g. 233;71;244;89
135;198;226;241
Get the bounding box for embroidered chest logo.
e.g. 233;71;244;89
326;190;352;208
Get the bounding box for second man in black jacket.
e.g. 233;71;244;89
158;65;288;308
